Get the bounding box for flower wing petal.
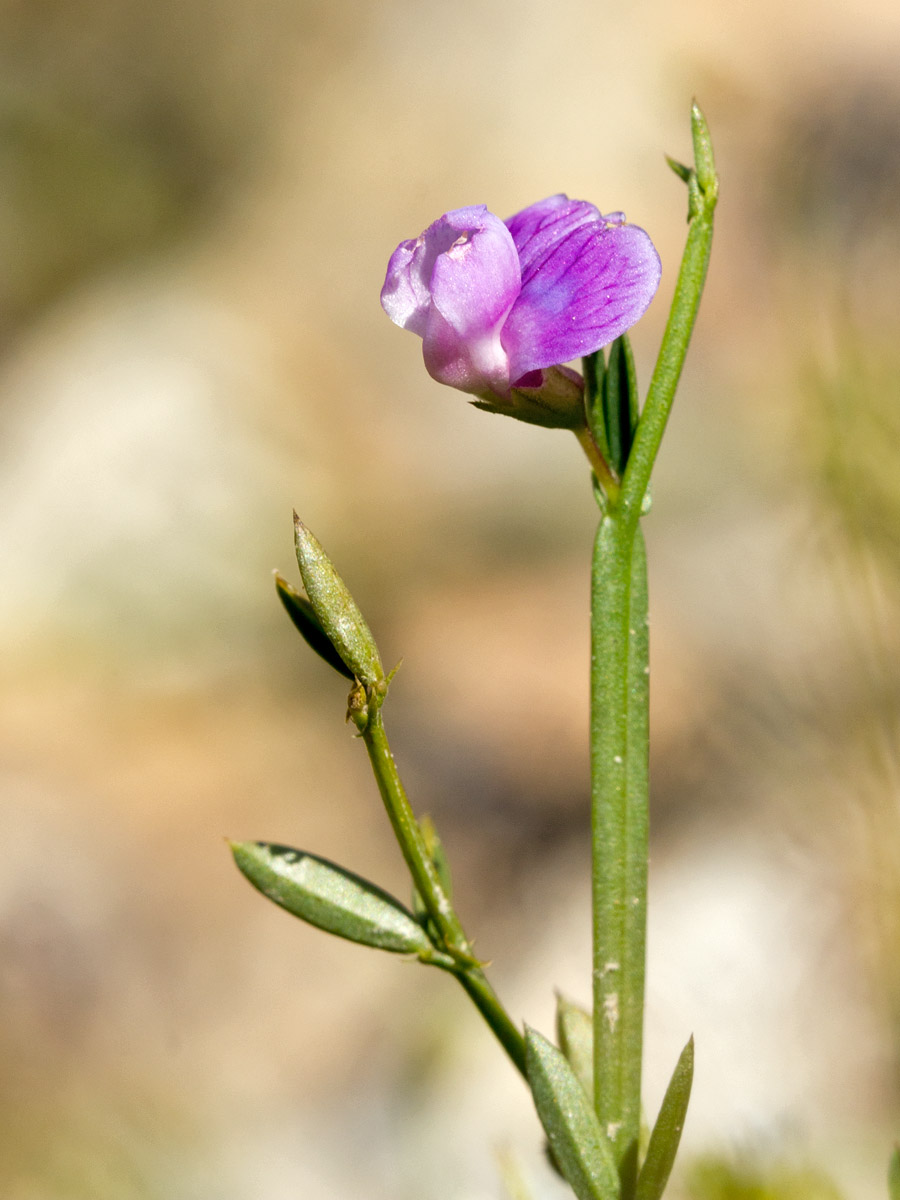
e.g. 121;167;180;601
501;218;661;380
422;208;521;396
381;206;521;397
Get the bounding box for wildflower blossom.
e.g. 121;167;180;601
381;195;660;410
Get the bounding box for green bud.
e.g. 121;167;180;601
293;515;384;686
555;993;593;1101
345;678;369;732
230;840;454;966
690;101;719;208
274;572;355;680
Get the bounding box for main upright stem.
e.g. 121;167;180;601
586;106;717;1200
591;514;649;1199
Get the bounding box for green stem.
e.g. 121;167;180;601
363;711;463;952
575;423;621;504
456;967;528;1077
591;516;649;1197
362;709;527;1078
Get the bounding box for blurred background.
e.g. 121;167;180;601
2;0;900;1196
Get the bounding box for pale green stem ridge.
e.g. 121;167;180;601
591;517;649;1198
362;710;527;1077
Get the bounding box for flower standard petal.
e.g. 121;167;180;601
501;218;662;381
505;194;602;278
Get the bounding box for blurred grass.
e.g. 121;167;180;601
685;1153;844;1200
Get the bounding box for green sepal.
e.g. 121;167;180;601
293;515;385;687
230;840;454;967
274;572;355;680
470;364;586;431
889;1145;900;1200
602;334;639;476
554;994;593;1101
525;1026;619;1200
636;1036;694;1200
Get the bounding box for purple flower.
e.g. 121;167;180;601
380;195;661;406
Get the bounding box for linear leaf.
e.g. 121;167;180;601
525;1027;619;1200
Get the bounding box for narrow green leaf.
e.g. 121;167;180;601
583;350;612;463
888;1145;900;1200
274;572;354;680
555;994;593;1101
293;515;385;686
231;841;453;966
636;1036;694;1200
602;335;639;475
525;1027;619;1200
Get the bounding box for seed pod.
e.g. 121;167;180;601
293;515;384;686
